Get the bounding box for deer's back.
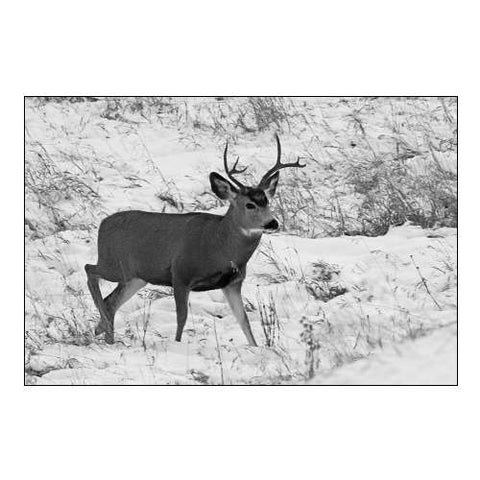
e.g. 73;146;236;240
96;210;222;283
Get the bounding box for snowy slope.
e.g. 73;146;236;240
311;323;456;385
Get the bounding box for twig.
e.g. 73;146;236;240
141;299;152;351
410;254;442;310
212;317;225;385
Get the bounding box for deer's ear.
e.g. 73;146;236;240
210;172;238;200
262;172;279;199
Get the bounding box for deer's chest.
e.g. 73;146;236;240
190;261;245;292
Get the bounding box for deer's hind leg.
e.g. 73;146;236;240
85;264;146;344
102;278;147;339
85;264;114;342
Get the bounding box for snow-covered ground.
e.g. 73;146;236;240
24;97;457;385
311;323;456;385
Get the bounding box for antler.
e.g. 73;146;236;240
258;134;306;187
223;142;248;189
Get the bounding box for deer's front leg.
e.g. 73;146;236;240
173;281;190;342
222;281;257;347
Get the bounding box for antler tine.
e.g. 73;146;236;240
223;142;247;189
259;134;306;187
275;132;281;164
232;155;248;174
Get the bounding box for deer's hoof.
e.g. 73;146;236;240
95;323;106;335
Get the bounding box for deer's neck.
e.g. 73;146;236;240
217;207;262;266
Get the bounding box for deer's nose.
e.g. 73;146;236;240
264;219;279;231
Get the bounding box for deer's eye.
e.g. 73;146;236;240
246;203;256;210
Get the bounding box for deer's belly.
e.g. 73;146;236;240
141;266;173;286
191;264;244;292
146;277;173;287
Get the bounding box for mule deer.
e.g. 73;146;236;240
85;134;305;346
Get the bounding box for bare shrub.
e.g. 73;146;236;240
257;291;281;347
289;97;459;237
174;97;313;137
243;97;292;133
100;97;179;123
345;153;457;234
257;241;302;283
299;316;322;379
32;96;100;105
25;145;100;236
304;261;348;301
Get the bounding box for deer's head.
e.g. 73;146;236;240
210;134;305;236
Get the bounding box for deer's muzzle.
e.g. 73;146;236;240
264;219;279;231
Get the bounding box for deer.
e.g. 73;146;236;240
85;134;305;346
